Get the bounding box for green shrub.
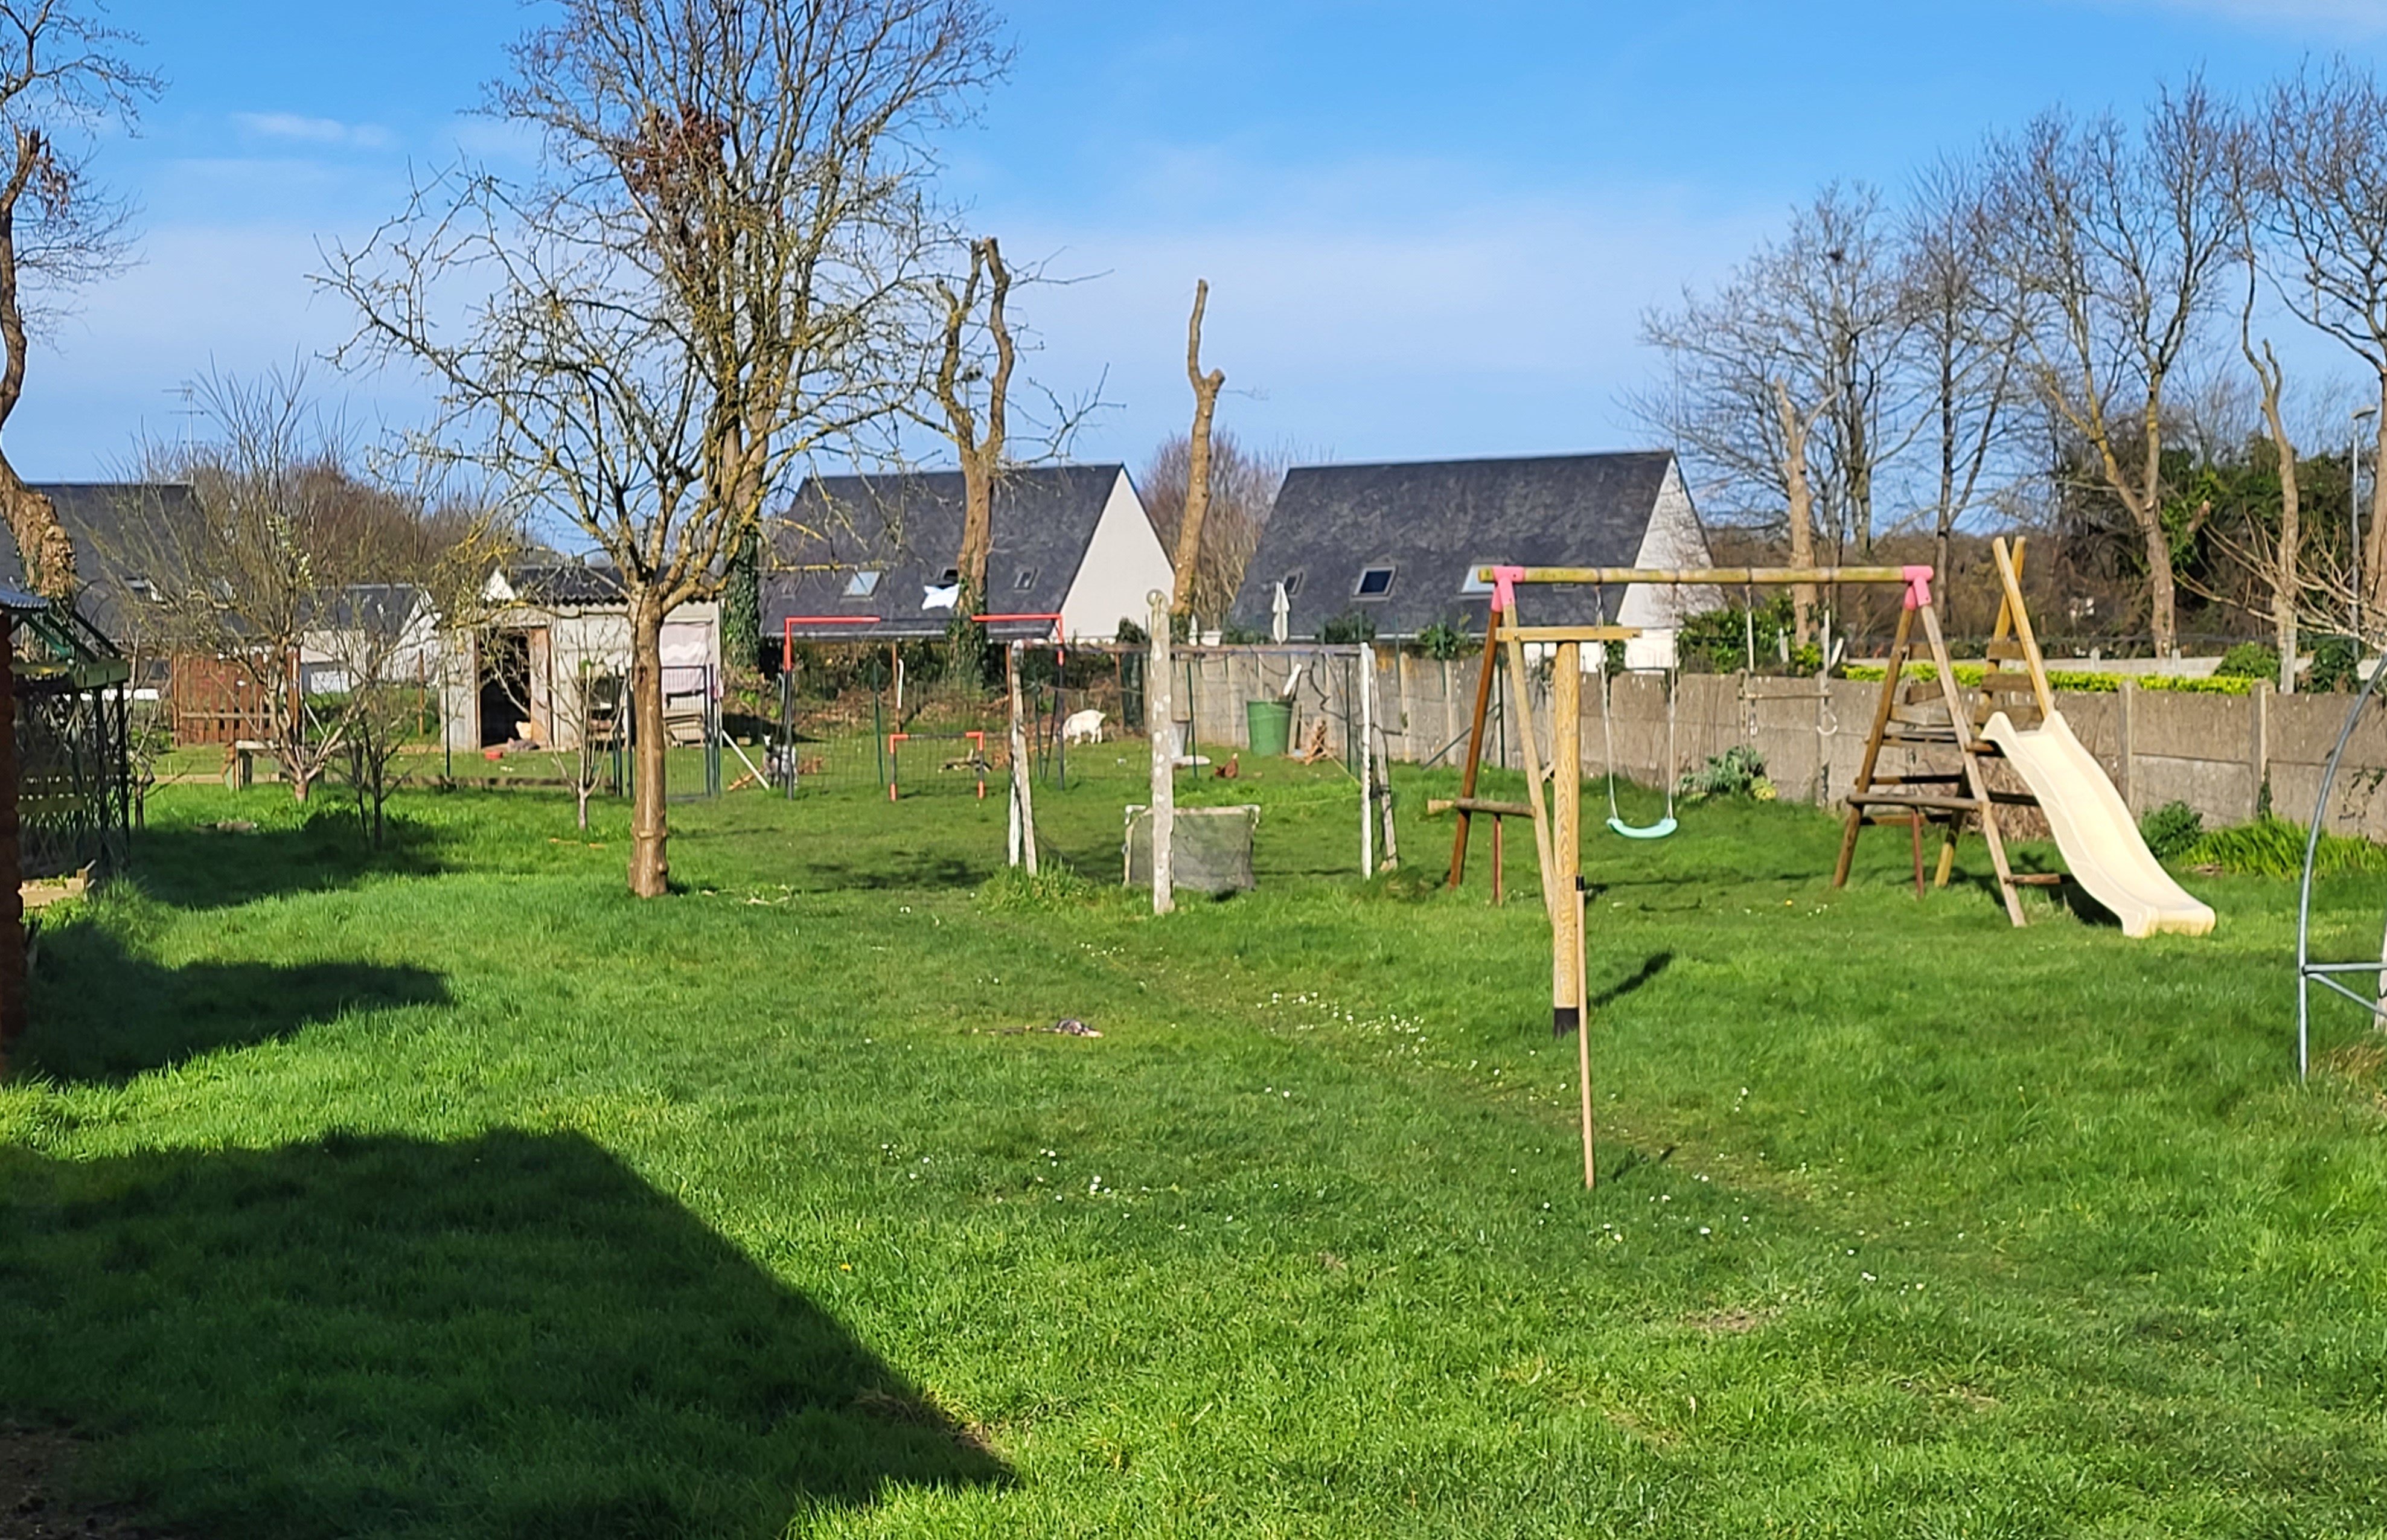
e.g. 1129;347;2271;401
2215;642;2278;680
2183;816;2387;878
1320;610;1378;645
1413;621;1472;660
2139;800;2203;860
2309;635;2362;694
1678;595;1791;673
1842;662;2260;697
1219;621;1265;645
1678;744;1775;800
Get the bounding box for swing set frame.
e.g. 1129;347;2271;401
1446;561;1937;1189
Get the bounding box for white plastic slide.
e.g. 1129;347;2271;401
1978;709;2216;938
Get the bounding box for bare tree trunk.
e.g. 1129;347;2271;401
2366;383;2387;626
2139;511;2179;659
628;596;669;897
1171;280;1227;621
1774;380;1817;646
941;237;1012;612
2248;336;2301;691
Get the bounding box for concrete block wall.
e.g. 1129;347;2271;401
1170;644;2387;841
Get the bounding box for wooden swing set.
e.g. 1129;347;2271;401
1442;552;2060;1188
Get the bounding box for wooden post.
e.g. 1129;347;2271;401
1359;643;1376;877
1503;630;1557;918
1575;884;1595;1189
1148;592;1174;915
1446;608;1503;889
1551;641;1583;1035
1008;642;1037;874
0;616;22;1061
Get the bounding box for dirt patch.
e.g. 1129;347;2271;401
0;1424;182;1539
1682;1305;1774;1335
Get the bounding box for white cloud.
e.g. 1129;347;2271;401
232;112;395;151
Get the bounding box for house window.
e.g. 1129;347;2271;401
1459;562;1496;595
1281;570;1305;598
1013;567;1037;591
938;568;960;585
843;569;881;599
1355;564;1396;599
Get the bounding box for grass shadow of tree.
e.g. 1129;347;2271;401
127;810;452;912
0;1129;1008;1538
18;923;450;1084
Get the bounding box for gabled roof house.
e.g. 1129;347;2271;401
767;465;1172;645
1227;450;1719;664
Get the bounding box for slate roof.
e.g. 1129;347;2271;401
500;561;628;609
1225;451;1689;639
308;584;430;638
766;464;1128;640
0;482;204;640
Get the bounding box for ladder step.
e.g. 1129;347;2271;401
1859;773;1967;785
1845;791;1986;811
2005;872;2064;886
1986;639;2030;660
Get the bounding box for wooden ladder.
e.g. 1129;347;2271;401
1832;537;2053;926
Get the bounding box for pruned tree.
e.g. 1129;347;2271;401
328;0;1005;896
1140;429;1282;626
933;234;1011;617
1984;81;2242;656
0;0;155;599
1171;278;1226;622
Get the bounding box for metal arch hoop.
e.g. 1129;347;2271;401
2296;650;2387;1083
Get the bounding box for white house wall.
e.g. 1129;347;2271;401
1614;458;1720;671
1059;470;1174;641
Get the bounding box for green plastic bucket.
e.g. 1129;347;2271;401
1246;698;1294;756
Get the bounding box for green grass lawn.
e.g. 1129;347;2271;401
4;750;2386;1538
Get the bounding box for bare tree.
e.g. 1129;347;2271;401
113;371;446;807
2256;60;2387;628
1171;278;1227;621
1140;429;1282;624
1985;82;2242;656
1905;158;2028;603
328;0;1002;896
0;1;155;599
1634;184;1916;642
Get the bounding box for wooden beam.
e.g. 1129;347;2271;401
1500;625;1643;644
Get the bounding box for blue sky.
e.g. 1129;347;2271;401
11;0;2385;482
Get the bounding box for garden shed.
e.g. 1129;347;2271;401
765;465;1172;647
441;560;722;753
1226;450;1719;668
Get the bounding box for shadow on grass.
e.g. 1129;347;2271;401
19;925;449;1084
128;811;450;912
1591;951;1674;1008
0;1129;1008;1538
